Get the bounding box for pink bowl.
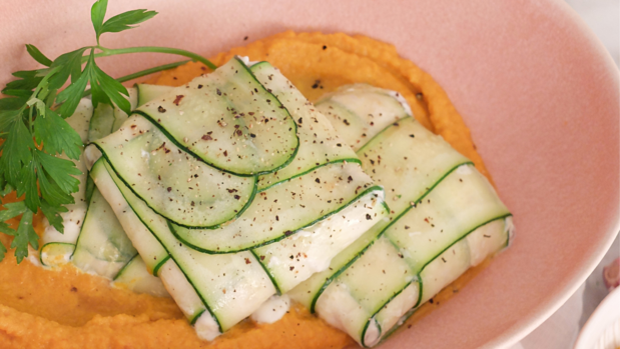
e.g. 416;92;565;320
1;0;618;348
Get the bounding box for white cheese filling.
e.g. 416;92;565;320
250;295;291;324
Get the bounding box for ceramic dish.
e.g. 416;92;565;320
574;286;620;349
0;0;618;348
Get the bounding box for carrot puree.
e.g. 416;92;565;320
0;31;495;348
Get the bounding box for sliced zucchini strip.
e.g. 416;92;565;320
287;219;388;312
315;84;411;151
40;242;75;267
253;189;387;294
113;254;170;298
289;117;470;313
88;103;115;142
314;236;417;347
90;159;169;275
88;88;138;142
103;159;277;334
136;84;173;107
357;117;471;217
72;187;137;279
250;62;359;190
384;164;511;276
135;57;299;175
92;115;256;229
295;85;513;347
170;161;378;253
93;160;210;324
158;259;209;323
111;87;138;132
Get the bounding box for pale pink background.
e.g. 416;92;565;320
0;1;618;348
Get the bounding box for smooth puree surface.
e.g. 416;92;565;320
0;31;495;349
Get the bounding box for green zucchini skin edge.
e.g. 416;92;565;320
189;309;206;326
368;215;514;347
39;242;75;267
411;213;513;306
308;228;383;313
91;142;259;231
358;214;513;347
112;253;140;280
257;158;362;192
250;249;283;295
151;254;171;277
101;158;222;334
361;318;382;348
307;161;471;313
133;57;301;177
168;185;385;254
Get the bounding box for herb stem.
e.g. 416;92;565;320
96;46;216;70
116;59;191;83
82;59;191;97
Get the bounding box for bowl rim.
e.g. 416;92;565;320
485;1;620;346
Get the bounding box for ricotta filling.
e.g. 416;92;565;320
250;295;291;324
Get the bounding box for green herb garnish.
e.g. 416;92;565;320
0;0;215;263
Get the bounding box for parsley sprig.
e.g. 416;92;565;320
0;0;215;263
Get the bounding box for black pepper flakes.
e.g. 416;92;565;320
365;214;372;220
158;106;166;113
173;95;184;106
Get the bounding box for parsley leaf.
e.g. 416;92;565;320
0;201;30;262
91;0;108;43
11;210;37;264
49;48;88;97
0;109;22;134
99;9;157;36
35;150;81;198
3;70;44;92
25;45;53;67
40;199;67;234
88;53;130;114
91;0;157;44
0;118;34;187
0;97;28;111
16;159;40;213
0;241;6;261
0;201;28;222
34;107;83;160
